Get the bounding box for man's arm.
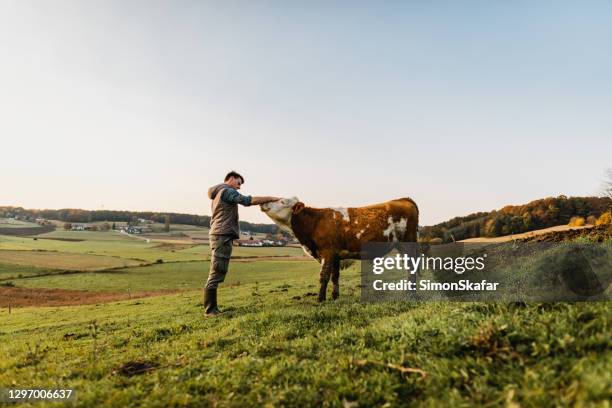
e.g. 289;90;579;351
250;196;280;205
221;189;279;206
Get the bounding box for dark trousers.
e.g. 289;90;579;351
205;235;234;289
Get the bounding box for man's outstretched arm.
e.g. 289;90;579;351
250;196;280;205
221;189;278;206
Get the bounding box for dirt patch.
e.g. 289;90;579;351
115;360;159;377
153;242;195;251
521;224;612;243
460;224;594;243
0;287;181;308
0;225;55;236
232;256;311;262
37;237;85;242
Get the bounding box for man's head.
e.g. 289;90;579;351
224;171;244;190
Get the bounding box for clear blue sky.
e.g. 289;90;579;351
1;1;610;225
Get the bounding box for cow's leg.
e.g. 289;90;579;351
331;257;341;300
318;256;333;302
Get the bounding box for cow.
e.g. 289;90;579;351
260;197;419;302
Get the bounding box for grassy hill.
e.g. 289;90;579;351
0;218;610;406
1;266;610;406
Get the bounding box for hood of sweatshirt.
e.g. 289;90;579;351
208;183;231;200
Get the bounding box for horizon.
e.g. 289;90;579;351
2;191;610;227
2;1;611;225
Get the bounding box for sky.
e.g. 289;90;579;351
1;0;611;225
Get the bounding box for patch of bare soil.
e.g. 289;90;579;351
152;242;195;251
232;256;311;262
460;224;594;243
521;224;612;243
0;225;56;236
37;237;85;242
0;287;181;308
115;360;159;376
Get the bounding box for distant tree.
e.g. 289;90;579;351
100;222;110;231
522;212;533;230
164;215;170;232
112;222;116;230
596;211;612;226
509;215;524;234
568;216;585;227
586;215;597;225
484;216;503;237
63;222;72;230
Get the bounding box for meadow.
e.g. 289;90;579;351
0;226;610;407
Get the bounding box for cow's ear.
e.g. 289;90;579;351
292;202;305;214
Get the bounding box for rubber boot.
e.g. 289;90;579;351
204;288;222;316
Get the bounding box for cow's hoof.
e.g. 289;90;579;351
331;292;339;300
317;296;326;303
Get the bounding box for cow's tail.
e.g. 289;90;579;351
340;259;356;270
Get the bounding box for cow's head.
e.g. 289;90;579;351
260;197;301;232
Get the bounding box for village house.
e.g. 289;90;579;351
121;226;143;234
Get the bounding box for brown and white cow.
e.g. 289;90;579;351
260;197;419;302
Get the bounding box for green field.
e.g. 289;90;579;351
1;276;610;407
0;262;54;279
0;232;305;264
11;260;318;292
0;218;40;228
0;250;143;271
0;231;610;407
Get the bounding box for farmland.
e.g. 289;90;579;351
0;224;611;406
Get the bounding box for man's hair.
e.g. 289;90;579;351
224;171;244;184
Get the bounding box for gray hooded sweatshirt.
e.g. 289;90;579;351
208;183;251;238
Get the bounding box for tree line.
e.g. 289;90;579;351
0;206;280;234
420;196;612;243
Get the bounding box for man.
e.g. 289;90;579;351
205;171;279;316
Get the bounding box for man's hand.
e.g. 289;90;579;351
250;196;280;205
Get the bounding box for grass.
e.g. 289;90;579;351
0;232;610;406
0;233;306;265
0;250;143;271
38;230;137;241
0;266;610;407
0;262;55;279
13;260;319;292
178;244;304;258
0;218;40;228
